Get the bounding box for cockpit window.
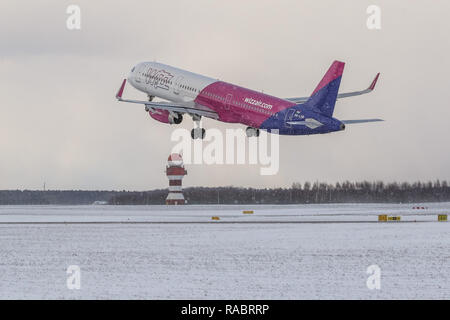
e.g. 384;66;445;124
131;67;136;72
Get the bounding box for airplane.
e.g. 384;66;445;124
116;60;381;139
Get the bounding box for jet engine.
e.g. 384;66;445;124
168;112;183;124
149;109;183;125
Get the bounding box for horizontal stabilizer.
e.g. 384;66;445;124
287;118;324;129
341;119;384;124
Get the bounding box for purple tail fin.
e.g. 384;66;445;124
305;61;345;117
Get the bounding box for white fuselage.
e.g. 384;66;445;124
127;62;216;103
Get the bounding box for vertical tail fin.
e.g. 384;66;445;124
305;61;345;117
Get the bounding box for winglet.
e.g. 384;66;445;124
116;79;126;100
368;73;380;91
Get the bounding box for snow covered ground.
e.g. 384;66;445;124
0;203;448;299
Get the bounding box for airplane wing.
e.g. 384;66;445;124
285;73;380;104
341;119;384;124
115;79;218;119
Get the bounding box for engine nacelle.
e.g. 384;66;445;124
168;112;183;124
149;109;183;125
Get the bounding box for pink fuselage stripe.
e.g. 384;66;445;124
194;81;295;128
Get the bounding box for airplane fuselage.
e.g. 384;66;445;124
127;62;344;135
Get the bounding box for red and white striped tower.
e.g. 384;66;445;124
165;153;187;205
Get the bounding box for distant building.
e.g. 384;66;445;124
165;153;187;205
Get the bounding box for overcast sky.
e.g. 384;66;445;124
1;0;450;190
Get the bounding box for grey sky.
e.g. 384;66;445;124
1;0;450;190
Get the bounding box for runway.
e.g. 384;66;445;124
0;203;448;299
0;220;437;224
0;203;446;224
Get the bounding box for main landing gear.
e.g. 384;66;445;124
246;127;260;137
191;127;206;139
191;114;205;140
189;118;259;140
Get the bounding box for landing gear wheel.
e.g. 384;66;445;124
191;128;206;139
246;127;260;137
173;114;183;124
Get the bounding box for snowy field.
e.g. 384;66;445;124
0;203;449;299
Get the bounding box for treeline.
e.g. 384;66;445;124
0;190;120;205
109;180;450;205
1;181;450;205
